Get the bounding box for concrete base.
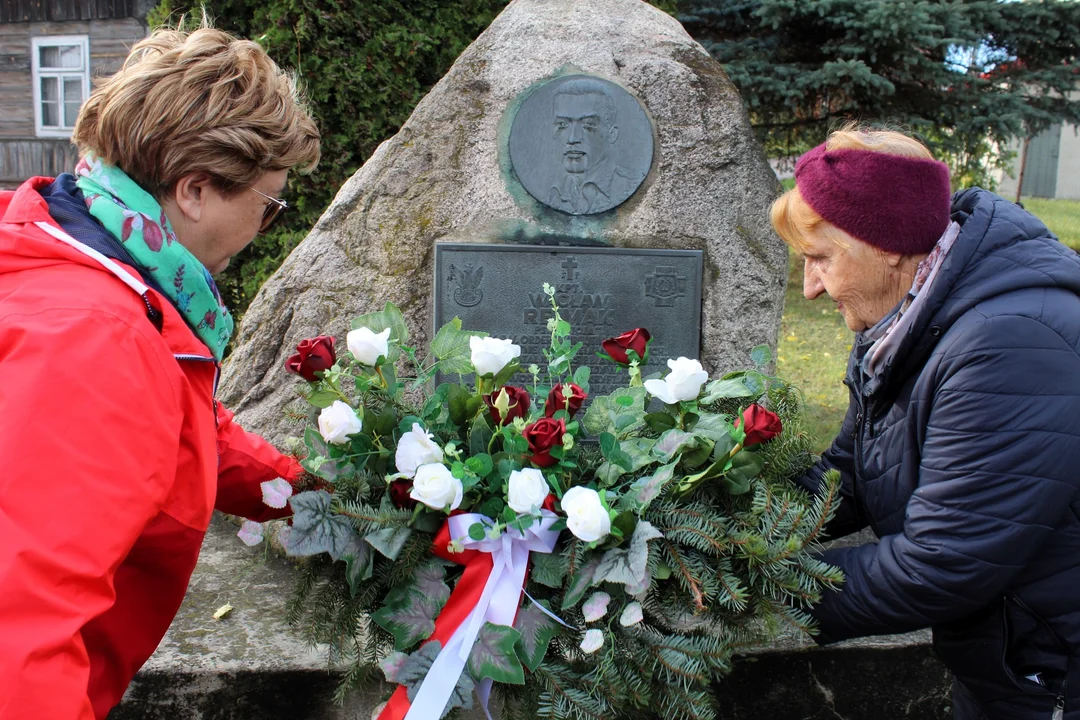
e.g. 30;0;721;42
110;517;952;720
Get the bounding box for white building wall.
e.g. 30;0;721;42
1055;123;1080;201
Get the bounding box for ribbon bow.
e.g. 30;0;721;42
379;512;561;720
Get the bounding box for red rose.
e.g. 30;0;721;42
544;383;587;419
601;328;651;365
483;386;531;426
522;417;566;468
388;479;417;510
541;494;557;513
285;335;336;382
735;404;783;447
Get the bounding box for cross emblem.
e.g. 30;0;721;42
562;256;578;281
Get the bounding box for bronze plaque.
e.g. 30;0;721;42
509;75;653;215
433;244;701;397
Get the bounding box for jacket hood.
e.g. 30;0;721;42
860;188;1080;397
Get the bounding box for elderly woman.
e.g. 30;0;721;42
774;126;1080;719
0;27;319;718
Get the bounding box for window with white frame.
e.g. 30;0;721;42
31;36;90;138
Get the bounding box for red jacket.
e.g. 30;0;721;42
0;178;300;719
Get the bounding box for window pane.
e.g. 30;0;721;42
64;101;81;127
41;76;58;102
42;101;59;127
58;45;82;68
63;77;82;103
39;44;81;69
39;45;59;68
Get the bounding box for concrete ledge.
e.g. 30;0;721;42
110;517;951;719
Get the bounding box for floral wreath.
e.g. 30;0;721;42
240;283;842;720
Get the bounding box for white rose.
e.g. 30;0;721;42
410;462;463;512
507;468;549;514
347;327;391;366
580;629;604;654
582;592;611;622
395;423;444;479
561;486;611;543
643;357;709;404
318;400;363;445
619;601;644;627
470;336;521;377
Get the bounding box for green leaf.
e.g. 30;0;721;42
468;623;525;685
350;302;408;361
469;420;493;457
364;526;413;560
446;384;472;427
581;387;647;437
466;453;493;478
643;411;677;432
306;388;338;408
312;456;353;484
529;552;568;588
723;450;765;495
492;360;521;387
371;592;439;650
431;318;484;375
591;521;663;587
626;461;678;510
375;405;398;436
572;365;591;395
700;376;755;403
691;412;732;442
595;437;656;484
712;432;737;461
651;429;697;462
750;344;773;367
562;556;600;610
284;490;358;561
343;544;373;597
468;523;486;541
303;427;330;460
513;601;561;672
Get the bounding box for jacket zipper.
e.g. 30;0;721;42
174;353;222;470
1005;595;1071;716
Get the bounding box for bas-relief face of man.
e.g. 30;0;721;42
553;91;619;174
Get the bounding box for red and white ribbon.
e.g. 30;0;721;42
379;512;561;720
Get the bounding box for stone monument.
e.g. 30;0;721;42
219;0;787;445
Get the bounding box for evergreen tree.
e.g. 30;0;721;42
679;0;1080;185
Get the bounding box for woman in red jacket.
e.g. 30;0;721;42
0;25;320;719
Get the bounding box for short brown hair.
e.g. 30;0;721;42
73;26;320;198
770;124;934;252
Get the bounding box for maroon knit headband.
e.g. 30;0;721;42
793;143;952;255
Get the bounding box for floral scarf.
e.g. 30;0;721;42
74;157;233;360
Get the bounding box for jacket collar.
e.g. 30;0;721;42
2;177;57;225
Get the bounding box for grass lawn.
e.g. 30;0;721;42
1022;197;1080;251
777;195;1080;452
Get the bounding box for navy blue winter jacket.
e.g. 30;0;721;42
798;189;1080;719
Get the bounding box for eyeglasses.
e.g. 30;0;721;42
250;187;288;233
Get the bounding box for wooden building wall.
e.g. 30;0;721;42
0;16;146;185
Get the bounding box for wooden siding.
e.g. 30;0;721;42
1;0;140;23
0;18;145;141
0;137;79;183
